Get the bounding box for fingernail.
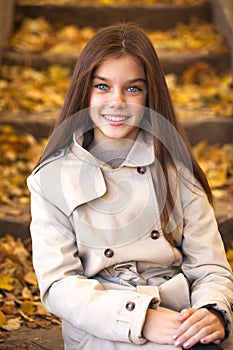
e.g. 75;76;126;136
173;334;178;340
183;342;191;349
175;340;181;347
201;338;207;344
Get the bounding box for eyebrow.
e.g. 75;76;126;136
93;75;147;85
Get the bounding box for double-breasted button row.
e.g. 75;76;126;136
137;166;146;175
150;230;160;240
126;301;135;311
104;231;160;259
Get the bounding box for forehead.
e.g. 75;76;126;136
94;55;145;79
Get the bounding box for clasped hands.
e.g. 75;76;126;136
142;307;225;349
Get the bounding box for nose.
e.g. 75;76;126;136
109;89;126;108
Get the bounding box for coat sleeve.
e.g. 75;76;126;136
179;173;233;337
27;174;160;344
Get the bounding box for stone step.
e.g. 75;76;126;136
2;49;230;75
15;2;211;30
182;117;233;145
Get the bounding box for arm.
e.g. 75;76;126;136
174;175;233;347
27;174;158;344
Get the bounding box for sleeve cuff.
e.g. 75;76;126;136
129;286;160;344
115;286;160;345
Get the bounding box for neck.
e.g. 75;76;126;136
88;136;135;152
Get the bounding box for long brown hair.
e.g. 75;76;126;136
41;22;213;243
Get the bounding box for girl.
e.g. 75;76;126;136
27;23;233;350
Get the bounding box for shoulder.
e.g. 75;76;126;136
27;147;69;206
32;147;68;175
27;146;107;216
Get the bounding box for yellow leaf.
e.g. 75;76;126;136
34;301;51;316
0;311;6;327
207;168;228;188
0;275;14;291
14;246;30;261
22;286;33;299
21;300;36;314
24;271;38;286
1;318;21;331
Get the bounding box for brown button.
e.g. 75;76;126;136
104;248;114;258
150;230;160;239
126;302;135;311
137;166;146;175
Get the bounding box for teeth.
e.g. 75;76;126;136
104;115;127;122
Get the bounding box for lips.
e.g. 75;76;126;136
102;114;129;124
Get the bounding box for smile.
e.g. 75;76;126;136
102;115;129;122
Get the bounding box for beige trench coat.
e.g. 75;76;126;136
27;131;233;350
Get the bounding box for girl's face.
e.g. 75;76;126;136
89;55;147;145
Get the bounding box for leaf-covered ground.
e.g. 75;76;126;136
0;65;70;113
167;62;233;119
9;18;227;55
193;141;233;189
0;235;61;332
0;125;46;206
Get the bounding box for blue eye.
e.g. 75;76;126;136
128;86;141;92
96;84;109;91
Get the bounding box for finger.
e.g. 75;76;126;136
174;309;205;338
175;323;224;349
175;328;207;349
174;325;205;348
177;308;196;322
200;330;225;345
174;309;197;341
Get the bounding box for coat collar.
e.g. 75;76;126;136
30;129;155;217
71;128;155;168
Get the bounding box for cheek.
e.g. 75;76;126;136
130;99;146;116
88;96;103;123
89;92;106;109
89;93;97;108
129;94;147;108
